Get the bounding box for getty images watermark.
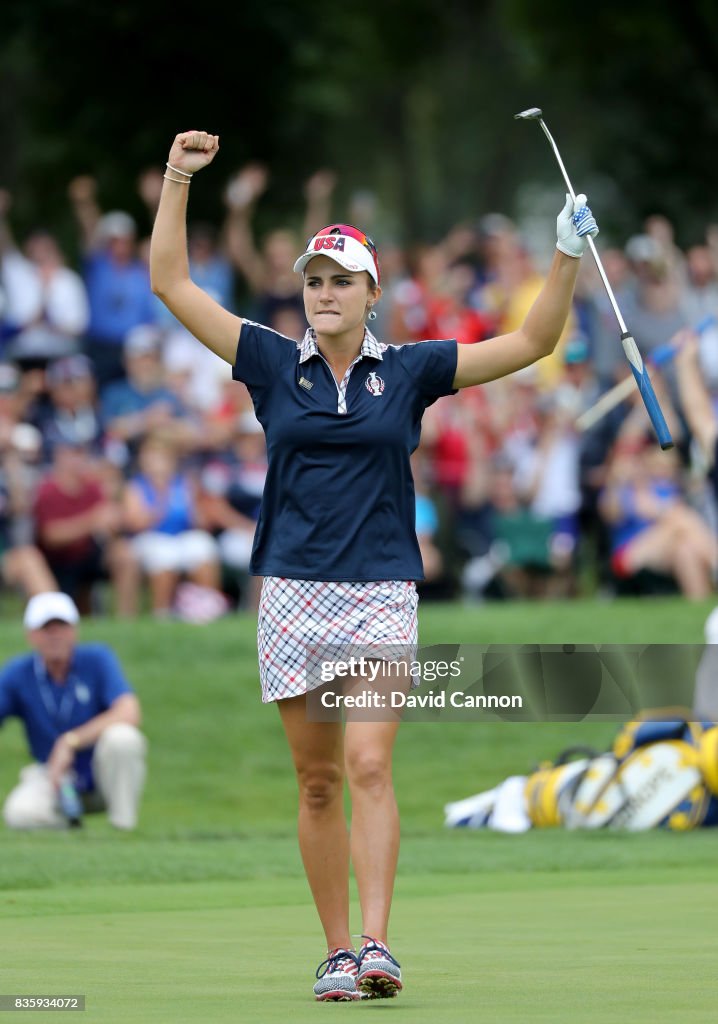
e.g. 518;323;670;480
305;644;706;722
316;654;521;711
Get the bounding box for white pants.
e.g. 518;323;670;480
218;529;254;570
132;530;218;574
2;723;148;831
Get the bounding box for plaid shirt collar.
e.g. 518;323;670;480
298;327;384;364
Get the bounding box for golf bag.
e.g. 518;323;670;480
444;713;718;832
564;715;718;831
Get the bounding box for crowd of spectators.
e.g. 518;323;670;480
0;165;716;617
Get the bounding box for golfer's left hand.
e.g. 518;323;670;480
556;193;599;258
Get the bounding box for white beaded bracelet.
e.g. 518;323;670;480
164;173;191;184
166;162;193;179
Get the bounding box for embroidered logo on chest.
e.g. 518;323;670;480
298;376;313;391
365;372;385;397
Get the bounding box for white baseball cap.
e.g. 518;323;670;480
293;224;380;284
24;592;80;630
625;234;663;265
97;211;136;241
125;324;163;356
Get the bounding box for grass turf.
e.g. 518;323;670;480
0;596;715;1020
3;868;718;1022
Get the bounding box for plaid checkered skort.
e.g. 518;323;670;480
258;577;419;703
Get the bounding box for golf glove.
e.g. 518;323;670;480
556;193;599;258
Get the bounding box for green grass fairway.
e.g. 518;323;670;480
3;865;718;1023
0;597;716;1021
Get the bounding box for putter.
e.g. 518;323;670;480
515;107;673;450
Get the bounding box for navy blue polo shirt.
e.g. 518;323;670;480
232;321;458;581
0;643;134;793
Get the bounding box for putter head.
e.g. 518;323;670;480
514;107;543;121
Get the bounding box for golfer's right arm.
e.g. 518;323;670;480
150;131;242;365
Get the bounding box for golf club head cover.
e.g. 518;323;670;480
556;193;599;257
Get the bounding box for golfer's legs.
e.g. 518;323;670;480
92;723;148;830
277;694;351;951
344;717;403;944
3;764;66;829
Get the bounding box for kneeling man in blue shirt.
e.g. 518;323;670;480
0;592;147;830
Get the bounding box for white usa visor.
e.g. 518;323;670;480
294;231;380;284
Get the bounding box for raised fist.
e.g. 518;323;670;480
223;163;268;210
645;214;674;248
137;167;165;209
68;176;97;204
304;169;337;203
166;131;220;177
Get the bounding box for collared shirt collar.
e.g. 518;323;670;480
298;327;384;364
33;651;74;686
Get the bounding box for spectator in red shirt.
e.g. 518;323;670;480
426;261;496;346
33;441;139;616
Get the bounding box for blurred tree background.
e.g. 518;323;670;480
2;0;717;250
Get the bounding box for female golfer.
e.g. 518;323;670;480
151;130;598;1001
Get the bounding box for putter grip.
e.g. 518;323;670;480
621;332;673;450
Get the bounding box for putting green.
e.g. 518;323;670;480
1;599;715;1021
3;869;717;1023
